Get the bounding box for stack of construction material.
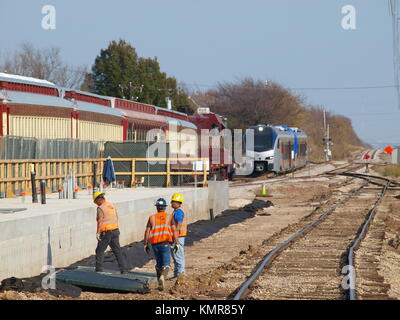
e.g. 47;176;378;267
60;168;77;199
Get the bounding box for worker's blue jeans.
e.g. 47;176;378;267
171;237;185;276
152;242;171;270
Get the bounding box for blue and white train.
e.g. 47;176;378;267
237;124;308;175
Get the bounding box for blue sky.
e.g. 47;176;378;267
1;0;399;147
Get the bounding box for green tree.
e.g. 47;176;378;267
90;40;139;98
88;39;189;109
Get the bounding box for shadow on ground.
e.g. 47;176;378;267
0;199;272;298
68;198;273;271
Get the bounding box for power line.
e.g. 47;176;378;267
288;85;397;91
343;112;400;116
5;66;400;93
181;82;399;91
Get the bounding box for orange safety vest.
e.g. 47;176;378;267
149;212;174;244
98;201;119;232
174;207;187;237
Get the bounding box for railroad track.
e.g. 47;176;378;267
230;162;334;188
230;149;378;189
231;161;360;188
232;171;398;300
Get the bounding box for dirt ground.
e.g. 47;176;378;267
3;159;399;300
373;188;400;298
1;171;347;300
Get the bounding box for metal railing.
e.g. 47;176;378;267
0;158;209;198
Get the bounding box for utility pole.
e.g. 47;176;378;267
323;110;333;161
166;96;172;110
118;83;143;101
390;0;400;109
188;96;201;109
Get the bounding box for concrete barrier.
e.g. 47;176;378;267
0;184;228;281
207;181;229;218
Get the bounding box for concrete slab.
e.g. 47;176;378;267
0;183;229;281
0;186;203;223
56;266;156;293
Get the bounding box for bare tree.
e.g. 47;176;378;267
0;43;87;89
193;77;303;129
191;77;364;161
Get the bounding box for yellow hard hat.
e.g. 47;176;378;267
171;193;183;203
93;191;105;202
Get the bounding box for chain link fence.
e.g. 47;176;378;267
112;159;206;188
0;136;103;159
0;138;208;198
105;141;206;187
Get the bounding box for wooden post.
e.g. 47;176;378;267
0;163;4;196
87;160;91;187
58;162;62;190
12;162;17;195
131;159;136;187
73;160;77;186
84;161;88;187
31;164;38;203
166;158;171;187
98;160;100;187
40;180;46;204
47;161;51;190
25;162;32;195
41;162;45;181
203;158;208;187
6;163;16;198
44;161;50;194
53;162;57;191
21;163;26;194
93;162;98;191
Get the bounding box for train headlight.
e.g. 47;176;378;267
258;127;264;132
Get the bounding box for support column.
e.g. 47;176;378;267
0;103;8;136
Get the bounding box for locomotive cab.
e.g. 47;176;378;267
245;125;277;172
243;124;308;175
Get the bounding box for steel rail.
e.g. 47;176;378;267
231;162;360;188
347;179;390;300
340;172;400;186
232;181;367;300
233;170;392;300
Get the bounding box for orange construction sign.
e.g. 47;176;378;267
384;145;394;154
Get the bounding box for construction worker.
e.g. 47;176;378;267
170;193;187;278
93;192;128;274
144;198;178;291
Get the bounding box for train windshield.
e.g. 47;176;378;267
245;126;275;152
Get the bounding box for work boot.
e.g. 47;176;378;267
156;268;164;290
177;273;185;280
155;267;164;291
155;267;161;279
158;266;170;291
161;266;170;278
176;273;186;284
